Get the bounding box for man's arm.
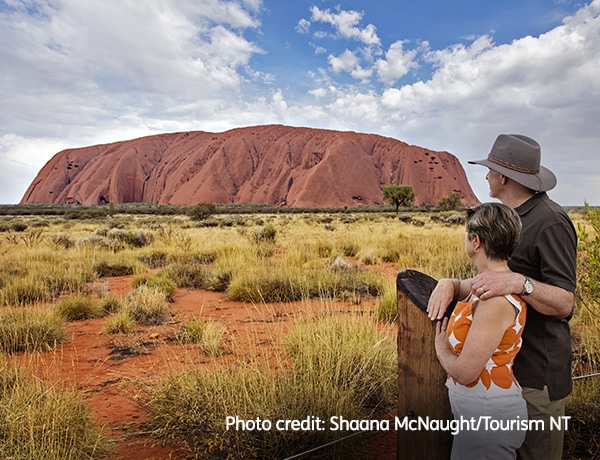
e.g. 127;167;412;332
471;271;574;318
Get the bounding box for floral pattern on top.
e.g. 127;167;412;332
447;294;526;391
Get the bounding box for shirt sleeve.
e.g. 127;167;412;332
535;221;577;293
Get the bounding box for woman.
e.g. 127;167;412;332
434;202;527;459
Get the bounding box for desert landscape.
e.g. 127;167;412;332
11;275;396;459
1;206;599;459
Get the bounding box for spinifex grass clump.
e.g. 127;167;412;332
283;317;397;412
0;359;113;459
54;294;104;321
149;316;396;459
177;317;228;356
226;265;305;302
375;281;398;323
131;271;177;301
0;307;67;353
162;261;210;290
102;312;137;334
225;259;385;304
0;247;96;306
150;365;280;459
122;286;170;325
305;265;385;300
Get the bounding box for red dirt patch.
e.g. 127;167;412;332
10;275;397;459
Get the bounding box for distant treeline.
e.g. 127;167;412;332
0;202;426;217
0;202;587;219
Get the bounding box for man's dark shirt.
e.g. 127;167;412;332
508;192;577;401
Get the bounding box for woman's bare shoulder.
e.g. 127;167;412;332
472;295;517;323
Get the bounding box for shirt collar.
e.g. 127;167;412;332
515;192;547;216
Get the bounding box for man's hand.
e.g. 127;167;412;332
470;271;523;300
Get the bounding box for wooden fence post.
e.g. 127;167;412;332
396;270;454;459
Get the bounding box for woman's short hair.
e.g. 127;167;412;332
465;202;522;261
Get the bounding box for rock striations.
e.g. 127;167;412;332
21;125;478;208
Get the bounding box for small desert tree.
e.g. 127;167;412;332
438;191;464;211
188;202;216;221
383;184;415;211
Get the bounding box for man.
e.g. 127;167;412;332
427;134;577;460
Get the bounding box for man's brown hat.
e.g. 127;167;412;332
468;134;556;192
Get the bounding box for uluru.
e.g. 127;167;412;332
20;124;478;208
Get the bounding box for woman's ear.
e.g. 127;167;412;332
472;234;482;253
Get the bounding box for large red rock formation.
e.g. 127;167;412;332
21;125;478;208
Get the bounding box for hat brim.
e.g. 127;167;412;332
468;158;557;192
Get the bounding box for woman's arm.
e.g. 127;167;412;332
427;278;472;320
434;296;516;385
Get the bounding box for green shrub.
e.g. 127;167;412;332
0;307;67;353
65;207;108;220
138;251;169;268
163;262;209;290
188;202;217;221
94;260;135;278
106;228;154;247
577;203;600;321
11;222;28;232
438;191;464;211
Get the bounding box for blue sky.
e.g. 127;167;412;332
1;0;599;205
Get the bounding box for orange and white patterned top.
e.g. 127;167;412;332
446;294;527;396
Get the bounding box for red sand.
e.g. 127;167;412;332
11;274;397;459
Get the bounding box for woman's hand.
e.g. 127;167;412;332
428;279;456;320
434;317;451;358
